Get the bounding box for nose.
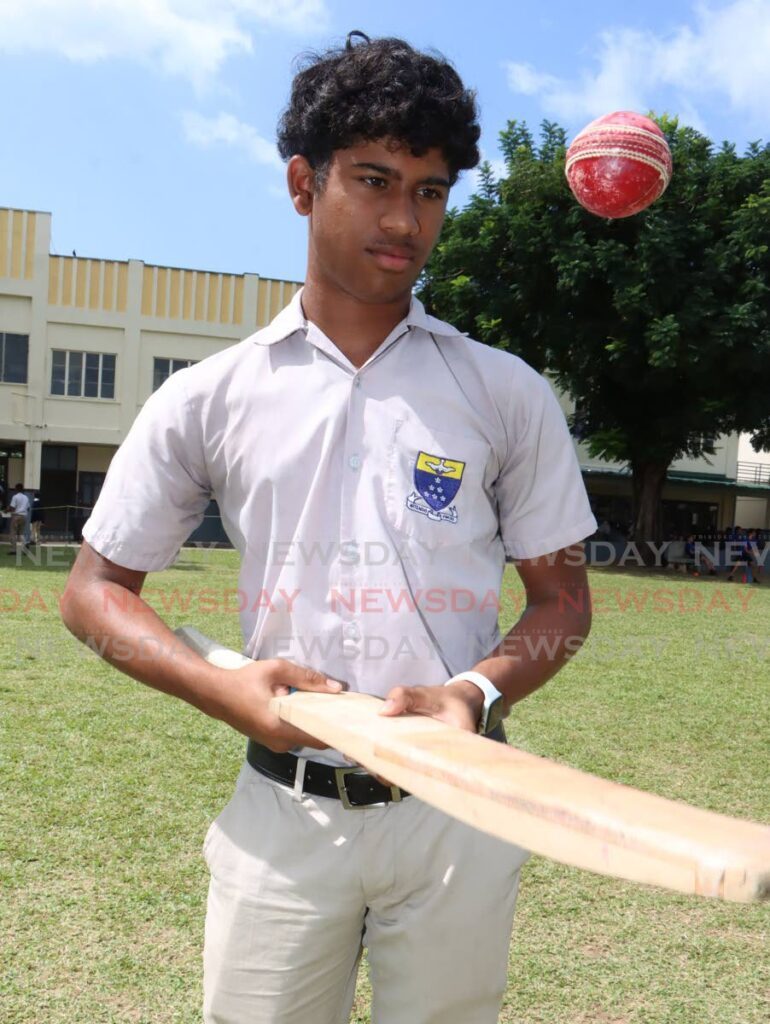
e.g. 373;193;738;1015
379;192;419;236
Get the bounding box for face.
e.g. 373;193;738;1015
288;139;451;306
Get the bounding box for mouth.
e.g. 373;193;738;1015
366;246;415;272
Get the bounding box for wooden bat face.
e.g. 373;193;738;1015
175;625;770;903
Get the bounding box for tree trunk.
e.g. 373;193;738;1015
630;460;669;564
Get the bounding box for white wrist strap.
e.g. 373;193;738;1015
444;670;493;690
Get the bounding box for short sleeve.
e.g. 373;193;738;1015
495;364;596;559
82;371;211;570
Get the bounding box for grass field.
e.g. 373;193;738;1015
1;546;768;1024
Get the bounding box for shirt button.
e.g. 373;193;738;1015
344;622;360;640
348;454;361;471
354;377;362;388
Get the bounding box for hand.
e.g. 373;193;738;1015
215;658;343;752
378;680;484;732
368;681;485;787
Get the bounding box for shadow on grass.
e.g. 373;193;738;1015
1;544;78;572
588;563;764;587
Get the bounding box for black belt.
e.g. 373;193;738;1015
245;722;506;810
246;739;408;808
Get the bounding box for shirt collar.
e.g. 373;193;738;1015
249;287;464;347
250;288;307;346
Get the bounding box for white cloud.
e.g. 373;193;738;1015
504;0;770;131
182;111;283;168
0;0;329;87
229;0;326;33
505;63;561;97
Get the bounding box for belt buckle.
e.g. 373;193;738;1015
334;765;402;809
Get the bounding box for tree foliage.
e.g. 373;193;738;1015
419;118;770;541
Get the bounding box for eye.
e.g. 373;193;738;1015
418;187;445;201
360;176;387;188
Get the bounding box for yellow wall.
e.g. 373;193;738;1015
49;256;128;313
256;278;301;327
0;209;37;280
77;445;117;473
0;205;305;487
735;496;769;529
140;265;250;323
6;457;25;489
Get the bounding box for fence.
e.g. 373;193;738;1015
0;503;231;546
736;461;770;485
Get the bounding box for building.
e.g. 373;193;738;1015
2;204;768;541
553;394;770;537
0;206;300;538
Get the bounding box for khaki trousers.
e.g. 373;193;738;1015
203;762;528;1024
10;514;26;545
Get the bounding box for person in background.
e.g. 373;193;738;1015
744;529;761;585
7;483;30;554
725;527;757;584
686;534;716;576
30;492;44;546
755;529;768;584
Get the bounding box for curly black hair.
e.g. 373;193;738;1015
277;31;480;188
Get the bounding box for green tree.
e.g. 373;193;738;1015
419;118;770;548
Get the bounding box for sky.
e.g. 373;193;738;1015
1;0;769;283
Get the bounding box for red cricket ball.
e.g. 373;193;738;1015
565;111;673;218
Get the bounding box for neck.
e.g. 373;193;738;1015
300;274;411;368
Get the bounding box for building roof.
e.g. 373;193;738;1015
581;466;768;493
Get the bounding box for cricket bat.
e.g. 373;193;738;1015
175;625;770;903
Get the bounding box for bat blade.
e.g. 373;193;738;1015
175;625;770;902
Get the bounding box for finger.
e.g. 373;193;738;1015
284;724;329;750
379;685;441;717
270;660;344;693
266;720;330;752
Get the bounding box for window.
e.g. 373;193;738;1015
153;357;197;392
78;471;106;507
51;350;116;399
0;445;24;460
0;333;29;384
42;445;77;471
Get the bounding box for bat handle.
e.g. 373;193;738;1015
176;626;297;694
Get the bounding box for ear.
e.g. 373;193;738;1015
287;155;315;216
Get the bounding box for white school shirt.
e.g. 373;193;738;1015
10;491;30;516
83;291;596;764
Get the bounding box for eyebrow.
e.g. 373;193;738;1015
351;161;451;189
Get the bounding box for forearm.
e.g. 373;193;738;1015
472;598;592;711
60;543;342;752
61;576;230;720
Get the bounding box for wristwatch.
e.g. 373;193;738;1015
444;671;507;735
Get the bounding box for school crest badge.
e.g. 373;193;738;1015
406;451;466;524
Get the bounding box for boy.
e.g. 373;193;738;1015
62;33;595;1023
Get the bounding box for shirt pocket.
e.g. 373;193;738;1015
384;417;497;550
